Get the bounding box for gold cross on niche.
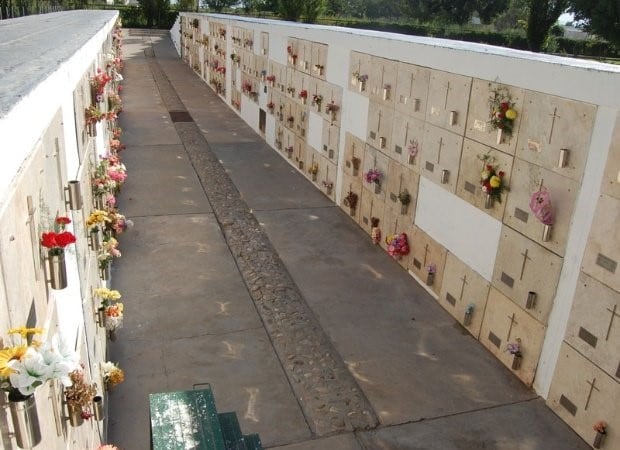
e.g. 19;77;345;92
422;243;430;267
443;81;451;109
506;313;518;341
519;249;532;281
436;137;444;165
26;195;40;281
605;304;619;341
584;377;599;411
548;106;561;144
459;274;468;301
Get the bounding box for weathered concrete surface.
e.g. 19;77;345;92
108;31;590;450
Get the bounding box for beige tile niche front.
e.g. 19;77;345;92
479;287;546;386
420;124;463;194
582;193;620;292
406;226;447;296
456;138;514;220
439;253;491;339
601;113;620;200
465;79;525;155
394;62;430;121
503;158;579;257
426;69;471;136
391;114;425;170
492;225;562;324
547;343;619;449
565;272;620;381
516;90;596;183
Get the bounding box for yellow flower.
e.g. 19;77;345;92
490;175;501;188
95;288;122;301
505;109;517;120
481;170;491;181
0;345;28;377
8;327;43;339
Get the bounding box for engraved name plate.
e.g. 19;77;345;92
328;149;334;159
473;119;487;132
464;181;476;194
488;331;501;348
389;193;397;202
394;145;402;154
559;395;577;416
578;327;598;348
370;131;376;140
596;253;617;274
514;208;529;223
413;258;422;269
363;217;369;225
446;292;456;306
425;161;435;172
501;272;514;288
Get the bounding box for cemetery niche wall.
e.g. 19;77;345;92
174;13;620;448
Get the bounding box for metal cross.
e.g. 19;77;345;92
519;249;532;281
459;274;468;301
377;110;382;133
404;122;410;145
423;244;430;267
506;313;518;340
605;304;619;341
409;72;415;98
437;137;444;164
548;107;561;144
443;81;451;109
26;196;40;281
584;377;599;411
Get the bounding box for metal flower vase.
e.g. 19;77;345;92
426;272;434;286
485;193;494;209
8;392;42;449
593;431;606;449
511;354;522;370
48;250;67;290
67;404;84;427
100;265;111;281
93;395;104;421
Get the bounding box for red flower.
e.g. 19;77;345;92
55;232;76;248
500;102;509;111
498;171;505;177
41;232;58;249
486;165;493;171
56;216;71;226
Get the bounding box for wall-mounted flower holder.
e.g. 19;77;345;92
463;310;472;326
47;251;68;290
413;98;421;112
440;169;450;184
108;329;117;342
93;396;104;421
286;147;293;158
300;97;306;105
374;183;381;194
496;128;504;145
67;404;83;427
300;60;308;70
382;87;390;101
511;354;522;370
97;308;107;327
88;122;97;137
542;224;552;242
558;148;569;168
9;392;42;449
65;181;82;210
400;203;408;215
426;272;435;286
298;161;304;170
526;291;537;309
484;193;494;209
89;229;101;251
100;265;111;281
359;81;366;92
379;137;386;149
593;431;606;449
449;110;458;126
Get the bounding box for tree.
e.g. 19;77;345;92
526;0;568;51
302;0;325;22
568;0;620;46
278;0;304;21
477;0;510;24
204;0;236;12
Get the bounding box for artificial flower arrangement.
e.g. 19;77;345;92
64;368;97;420
267;102;275;110
0;327;79;400
529;186;554;226
230;53;240;63
351;72;368;84
107;208;131;235
286;45;297;62
107;92;123;114
364;168;382;186
506;340;522;357
101;361;124;389
426;263;437;275
98;237;121;271
385;233;410;259
308;163;319;176
41;216;77;256
97;444;120;450
488;86;518;135
322;180;333;190
351;156;361;171
298;90;308;99
398;190;411;206
95;288;124;331
407;139;419;161
593;421;607;435
90;69;112;98
112;126;122;139
242;81;253;93
326;102;339;113
312;94;323;108
478;153;506;203
370;217;381;244
265;75;276;83
87;210;111;233
216;66;225;74
106;156;128;186
110;138;126;153
85;106;105;125
343;191;358;210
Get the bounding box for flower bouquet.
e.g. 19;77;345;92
386;233;410;259
101;361;124;390
365;169;382;193
343;191;358;212
507;339;522;370
488;86;517;143
64;368;97;425
398;190;411;214
41;217;77;289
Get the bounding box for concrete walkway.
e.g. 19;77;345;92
108;30;589;450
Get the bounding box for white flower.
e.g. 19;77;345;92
101;361;116;374
8;348;51;395
40;334;79;387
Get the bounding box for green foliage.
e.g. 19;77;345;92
568;0;620;46
204;0;236;12
278;0;304;21
302;0;325;22
525;0;568;52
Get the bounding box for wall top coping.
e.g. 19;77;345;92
0;10;118;119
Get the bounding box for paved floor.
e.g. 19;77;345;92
108;31;589;449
